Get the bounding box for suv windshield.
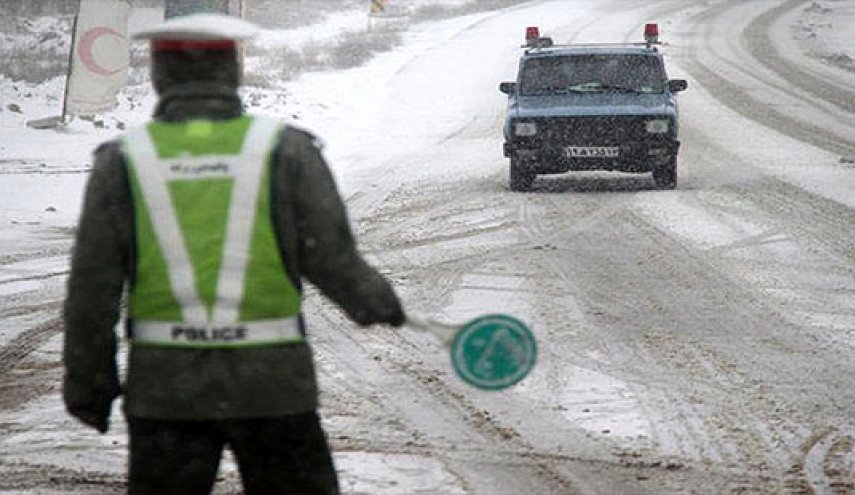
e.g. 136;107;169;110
519;54;666;95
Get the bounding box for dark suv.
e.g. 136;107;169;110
499;25;688;191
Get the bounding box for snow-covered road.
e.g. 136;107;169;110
1;0;854;493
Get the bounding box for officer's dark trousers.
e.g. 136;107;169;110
126;411;340;495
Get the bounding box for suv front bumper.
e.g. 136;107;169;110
504;139;679;174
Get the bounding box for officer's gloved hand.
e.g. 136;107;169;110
63;373;120;434
68;402;112;433
352;300;406;328
386;301;406;327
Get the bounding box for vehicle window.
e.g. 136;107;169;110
519;54;666;95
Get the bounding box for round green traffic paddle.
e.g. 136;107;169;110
406;313;537;390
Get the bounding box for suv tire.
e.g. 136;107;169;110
509;158;535;192
652;159;677;189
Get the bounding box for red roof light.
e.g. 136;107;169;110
644;23;659;37
644;22;659;43
644;23;659;44
525;26;540;42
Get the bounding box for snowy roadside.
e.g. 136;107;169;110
659;0;855;213
789;0;855;74
0;0;537;266
0;0;509;262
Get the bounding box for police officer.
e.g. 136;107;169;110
62;13;404;495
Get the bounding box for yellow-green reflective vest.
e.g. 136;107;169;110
121;116;303;348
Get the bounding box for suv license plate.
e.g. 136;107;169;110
565;146;619;158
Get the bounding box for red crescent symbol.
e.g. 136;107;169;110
77;26;127;76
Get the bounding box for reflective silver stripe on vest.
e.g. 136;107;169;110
123;117;283;325
132;317;302;346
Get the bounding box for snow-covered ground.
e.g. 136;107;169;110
1;0;854;493
791;0;855;73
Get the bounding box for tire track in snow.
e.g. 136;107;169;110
309;296;576;494
342;173;706;492
728;178;855;267
678;0;855;157
800;429;855;495
514;179;839;491
320;170;591;492
0;246;72;267
0;463;126;493
624;174;855;491
745;0;855;114
0;318;63;412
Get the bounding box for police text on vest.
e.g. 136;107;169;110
171;325;248;342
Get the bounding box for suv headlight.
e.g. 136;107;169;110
514;122;537;136
645;119;669;134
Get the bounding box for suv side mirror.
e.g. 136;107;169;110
499;82;516;94
668;79;688;93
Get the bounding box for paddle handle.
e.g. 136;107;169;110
405;314;457;347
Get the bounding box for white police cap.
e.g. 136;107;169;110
132;13;259;41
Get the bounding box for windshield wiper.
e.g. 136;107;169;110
565;83;645;93
598;84;643;93
551;88;587;94
565;82;604;92
523;88;585;96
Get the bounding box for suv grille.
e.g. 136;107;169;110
533;116;656;144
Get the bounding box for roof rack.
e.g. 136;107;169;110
526;41;658;53
521;23;662;53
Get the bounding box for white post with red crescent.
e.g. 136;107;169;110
64;0;131;117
